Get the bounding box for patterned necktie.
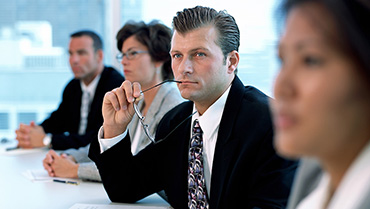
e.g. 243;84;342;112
188;119;209;209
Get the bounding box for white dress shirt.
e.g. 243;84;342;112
297;141;370;209
190;86;230;195
98;85;231;197
43;73;101;146
78;74;101;134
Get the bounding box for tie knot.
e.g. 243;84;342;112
192;119;202;134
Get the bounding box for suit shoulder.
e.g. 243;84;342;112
100;67;125;89
243;86;270;106
63;79;80;94
237;86;272;124
103;67;125;81
161;101;192;121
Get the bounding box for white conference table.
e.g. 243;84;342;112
0;142;171;209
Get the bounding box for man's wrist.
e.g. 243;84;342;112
43;133;52;147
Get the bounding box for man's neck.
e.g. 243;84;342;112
82;65;104;86
195;78;233;115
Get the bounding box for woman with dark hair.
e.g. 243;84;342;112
271;0;370;208
114;20;185;155
43;21;184;183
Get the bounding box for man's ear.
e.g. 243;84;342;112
96;49;104;63
227;50;239;74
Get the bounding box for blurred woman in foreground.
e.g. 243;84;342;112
272;0;370;208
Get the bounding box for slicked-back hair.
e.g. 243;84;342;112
116;20;173;80
277;0;370;81
70;30;103;52
172;6;240;61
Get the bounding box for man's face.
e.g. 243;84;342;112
68;35;102;85
170;26;235;113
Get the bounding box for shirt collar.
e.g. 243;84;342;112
328;140;370;208
80;73;101;96
298;141;370;209
192;85;231;139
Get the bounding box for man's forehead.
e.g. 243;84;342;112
171;26;218;51
70;35;94;45
69;36;94;48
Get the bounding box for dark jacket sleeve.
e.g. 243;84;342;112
88;102;194;208
41;67;124;150
90;77;298;209
88;133;167;203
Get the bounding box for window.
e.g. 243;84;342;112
17;112;37;125
0;113;9;130
0;0;279;140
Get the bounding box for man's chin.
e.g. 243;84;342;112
73;74;83;80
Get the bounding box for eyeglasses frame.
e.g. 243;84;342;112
132;80;197;144
116;50;148;61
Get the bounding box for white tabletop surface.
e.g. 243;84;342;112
0;142;170;209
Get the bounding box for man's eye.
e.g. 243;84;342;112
304;56;323;66
196;52;206;57
172;54;182;59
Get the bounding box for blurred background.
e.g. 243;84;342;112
0;0;279;140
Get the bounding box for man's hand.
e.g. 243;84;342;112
15;121;46;148
102;80;142;138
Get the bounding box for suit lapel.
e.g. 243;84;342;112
209;76;245;207
88;67;106;122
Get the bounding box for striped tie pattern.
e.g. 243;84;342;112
188;119;209;209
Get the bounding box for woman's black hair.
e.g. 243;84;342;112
276;0;370;80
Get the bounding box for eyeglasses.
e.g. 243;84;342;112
133;79;196;143
116;50;148;61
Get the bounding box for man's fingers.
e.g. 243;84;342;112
19;123;30;133
16;130;30;141
15;133;31;148
30;121;36;127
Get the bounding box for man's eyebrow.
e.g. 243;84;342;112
76;48;88;52
170;47;209;54
189;47;209;53
169;49;180;54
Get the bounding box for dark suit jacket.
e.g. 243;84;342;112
41;66;124;150
89;76;297;209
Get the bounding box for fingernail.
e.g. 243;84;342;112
122;105;127;110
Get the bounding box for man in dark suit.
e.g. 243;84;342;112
89;6;297;209
15;30;124;150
